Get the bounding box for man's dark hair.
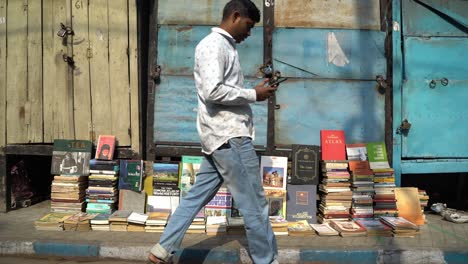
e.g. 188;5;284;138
222;0;260;23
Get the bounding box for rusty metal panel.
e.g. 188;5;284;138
275;0;381;30
154;76;267;147
157;25;263;77
158;0;263;26
403;0;468;37
273;28;386;80
402;37;468;158
275;79;385;146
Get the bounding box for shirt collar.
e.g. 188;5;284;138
212;27;236;47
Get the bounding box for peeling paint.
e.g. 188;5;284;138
327;32;349;67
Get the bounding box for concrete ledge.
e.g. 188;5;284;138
2;240;468;263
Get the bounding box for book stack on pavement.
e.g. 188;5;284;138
366;142;398;218
86;159;119;215
269;215;289;236
310;223;339;236
205;216;228;236
329;219;367;237
34;212;73;231
318;161;352;223
109;210;131;232
287;220;316;236
355;219;392;236
127;212;148;232
90;213;111;231
50;139;92;213
348;160;374;220
51;176;87;213
63;212;98;231
318;130;352;223
380;216;420;237
145;212;170;233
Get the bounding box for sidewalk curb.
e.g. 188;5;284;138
2;240;468;263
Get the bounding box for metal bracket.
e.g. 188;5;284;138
150;65;161;84
396;119;412;135
376;75;387;94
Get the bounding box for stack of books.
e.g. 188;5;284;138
366;142;398;218
90;213;111;231
205;216;228;235
329;219;367;237
109;210;131;232
51;176;87;213
145;212;171;233
269;215;289;236
63;212;98;231
310;223;339;236
380;216;420;237
318;161;352;223
34;212;73;231
50;139;92;213
127;212;148;232
287;220;316;236
355;219;392;236
348;160;374;220
86;165;119;215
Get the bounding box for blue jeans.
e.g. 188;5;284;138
150;137;278;264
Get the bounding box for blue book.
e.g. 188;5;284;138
286;184;317;224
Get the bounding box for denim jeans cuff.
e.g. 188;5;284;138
150;243;170;262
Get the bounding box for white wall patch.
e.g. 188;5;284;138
327;32;349;67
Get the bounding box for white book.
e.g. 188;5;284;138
260;156;288;190
310;223;339;236
127;212;149;225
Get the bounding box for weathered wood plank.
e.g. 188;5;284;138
158;0;263;26
6;0;28;143
27;0;43;142
275;0;381;30
129;0;140;153
89;0;111;142
0;0;6;147
43;0;74;141
72;0;93;140
108;0;130;146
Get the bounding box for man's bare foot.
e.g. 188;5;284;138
148;253;166;264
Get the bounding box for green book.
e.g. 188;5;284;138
119;160;144;192
366;142;390;170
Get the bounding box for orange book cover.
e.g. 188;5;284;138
95;135;116;160
320;130;346;161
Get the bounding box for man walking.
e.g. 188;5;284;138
148;1;279;263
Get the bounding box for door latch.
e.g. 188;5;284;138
62;54;75;68
57;23;74;38
396;119;411;134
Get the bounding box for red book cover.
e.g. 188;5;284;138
95;135;116;160
320;130;346;161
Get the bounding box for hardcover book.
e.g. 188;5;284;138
51;139;92;175
286;184;317;224
320;130;346;161
260;156;288;190
291;145;320;185
95;135;116;160
119;160;144;192
153;161;180;197
366;142;390;169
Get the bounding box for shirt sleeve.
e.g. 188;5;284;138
195;43;256;105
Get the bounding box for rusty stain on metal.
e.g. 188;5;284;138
176;26;193;32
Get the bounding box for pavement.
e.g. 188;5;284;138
0;201;467;264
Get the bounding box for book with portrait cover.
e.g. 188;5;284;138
291;144;320;185
320;130;346;161
95;135;116;160
286;184;317;224
51;139;92;176
260;156;288;190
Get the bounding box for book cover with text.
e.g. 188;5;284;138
320;130;346;161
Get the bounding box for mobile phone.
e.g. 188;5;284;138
270;77;288;86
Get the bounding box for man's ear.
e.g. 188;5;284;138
232;11;241;23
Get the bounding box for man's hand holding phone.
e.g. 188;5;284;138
255;79;278;101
